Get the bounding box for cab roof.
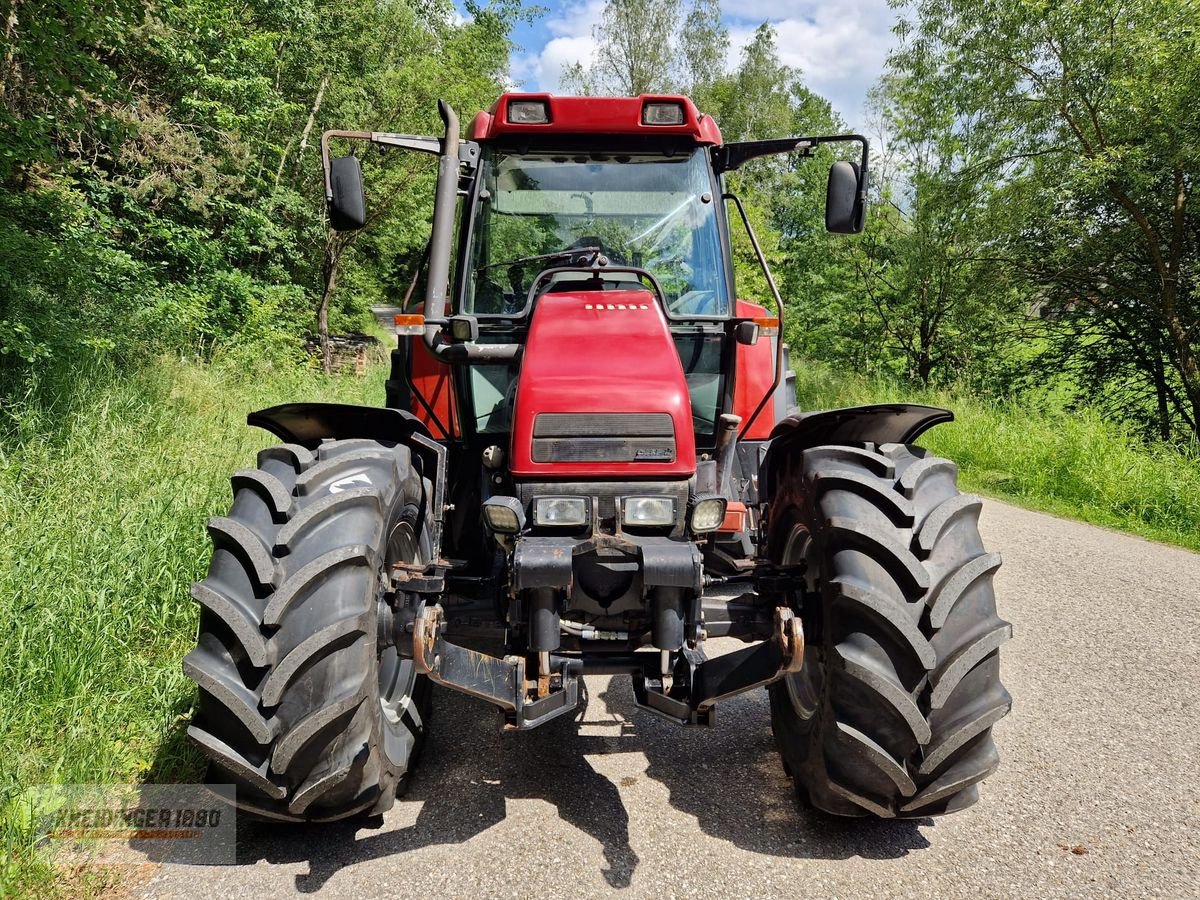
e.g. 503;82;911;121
469;93;724;145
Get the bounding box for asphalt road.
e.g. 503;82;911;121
139;500;1200;899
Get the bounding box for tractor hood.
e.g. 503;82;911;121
509;290;697;478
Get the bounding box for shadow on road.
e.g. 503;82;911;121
159;674;931;892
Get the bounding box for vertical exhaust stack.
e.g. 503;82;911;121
421;100;520;364
422;100;460;356
714;413;742;497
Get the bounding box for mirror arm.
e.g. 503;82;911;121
319;131;446;202
723;191;787;442
714;133;869;183
320;130;372;202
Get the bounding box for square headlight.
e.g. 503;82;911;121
508;99;550;124
689;496;727;533
533;496;589;527
482;496;525;534
642;101;685;126
623;496;676;527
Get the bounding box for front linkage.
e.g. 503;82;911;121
405;599;803;730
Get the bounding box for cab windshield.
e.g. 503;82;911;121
464;148;729;317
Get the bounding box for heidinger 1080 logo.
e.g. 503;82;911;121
27;784;236;865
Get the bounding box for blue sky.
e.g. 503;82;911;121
502;1;902;131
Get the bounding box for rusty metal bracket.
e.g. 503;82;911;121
390;561;445;594
691;608;802;714
411;604;579;730
635;607;803;724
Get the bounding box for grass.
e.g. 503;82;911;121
0;349;386;898
793;362;1200;552
1;348;1197;896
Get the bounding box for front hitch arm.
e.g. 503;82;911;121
411;604;580;730
633;607;804;725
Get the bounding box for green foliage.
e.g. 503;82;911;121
891;0;1200;440
0;354;387;897
0;0;521;391
560;0;728;99
704;25;849;316
812;74;1024;387
561;0;683;95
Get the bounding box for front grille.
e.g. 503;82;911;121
532;413;676;463
533;413;674;438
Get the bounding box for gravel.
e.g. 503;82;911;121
140;500;1200;899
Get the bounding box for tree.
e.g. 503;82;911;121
0;0;521;386
825;69;1022;386
891;0;1200;440
560;0;726;97
679;0;727;103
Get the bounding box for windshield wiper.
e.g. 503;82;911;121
476;246;601;273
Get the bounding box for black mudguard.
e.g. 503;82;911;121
249;402;448;554
248;402;431;446
759;403;953;503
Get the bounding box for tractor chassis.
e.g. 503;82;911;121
405;600;803;730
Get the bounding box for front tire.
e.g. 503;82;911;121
184;438;433;822
767;442;1011;818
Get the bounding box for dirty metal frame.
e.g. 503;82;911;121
409;602;803;729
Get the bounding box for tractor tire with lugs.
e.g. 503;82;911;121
767;442;1011;818
184;438;432;822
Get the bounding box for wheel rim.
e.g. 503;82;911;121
781;522;823;721
378;518;423;769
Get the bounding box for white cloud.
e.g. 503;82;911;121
726;0;898;127
512;0;604;93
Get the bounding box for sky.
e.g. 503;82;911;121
503;0;902;131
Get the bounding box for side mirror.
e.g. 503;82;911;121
734;320;760;346
826;160;865;234
328;155;367;231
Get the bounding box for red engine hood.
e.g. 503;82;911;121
510;290;696;478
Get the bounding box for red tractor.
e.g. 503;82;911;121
183;94;1011;823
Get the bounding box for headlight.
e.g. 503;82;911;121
482;496;525;534
642;101;684;125
623;496;676;527
689;496;727;533
508;99;550;124
533;496;589;528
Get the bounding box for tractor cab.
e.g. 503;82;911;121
313;92;875;725
459;96;732;481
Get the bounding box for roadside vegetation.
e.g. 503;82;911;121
0;353;387;895
793;363;1200;552
1;0;1198;895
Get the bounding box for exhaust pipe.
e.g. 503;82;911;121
714;413;742;496
423;100;519;364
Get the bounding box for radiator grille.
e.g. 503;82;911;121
533;413;674;438
532;413;676;463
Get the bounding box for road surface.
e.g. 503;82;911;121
139;500;1200;899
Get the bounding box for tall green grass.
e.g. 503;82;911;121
0;351;385;897
793;362;1200;551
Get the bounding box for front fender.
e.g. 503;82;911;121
248;402;431;447
760;403;953;503
249;402;447;559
